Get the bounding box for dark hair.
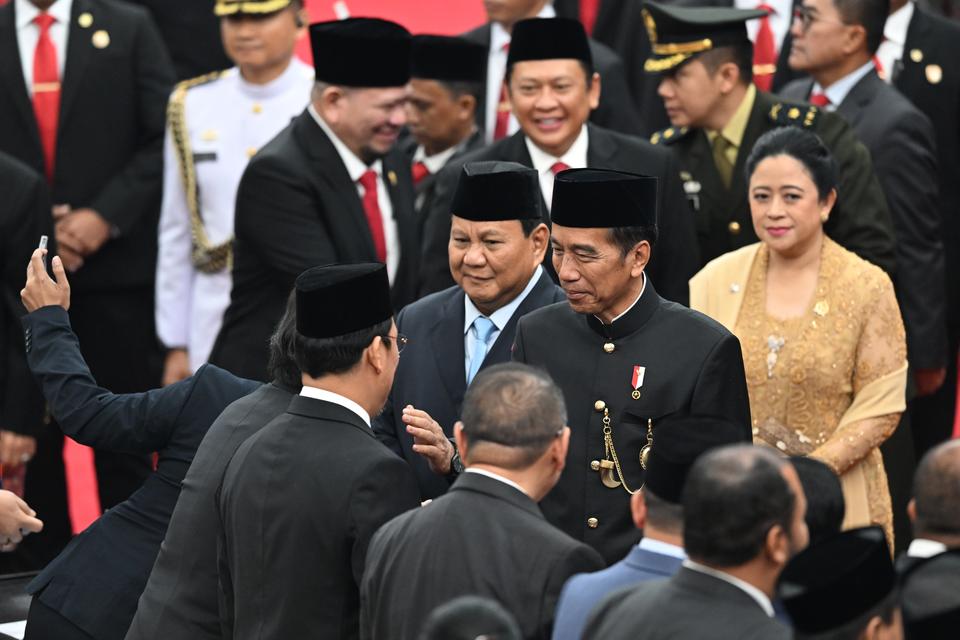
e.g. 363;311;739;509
834;0;890;54
790;456;845;545
912;441;960;537
520;217;547;237
437;79;484;104
266;290;304;390
697;43;754;84
644;488;684;534
795;588;899;640
505;59;595;89
745;127;838;202
419;595;522;640
293;317;393;378
607;224;658;258
460;363;567;469
683;445;797;567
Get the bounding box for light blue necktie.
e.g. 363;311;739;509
466;316;497;385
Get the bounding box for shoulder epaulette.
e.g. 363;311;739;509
650;126;690;146
167;69;233;275
767;101;821;129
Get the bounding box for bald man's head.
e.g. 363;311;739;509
912;441;960;540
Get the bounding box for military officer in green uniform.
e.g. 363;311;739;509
642;2;896;274
513;168;752;564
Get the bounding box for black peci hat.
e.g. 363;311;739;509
507;18;593;68
779;527;895;634
641;2;767;73
309;18;411;88
295;263;392;339
644;414;750;504
551;168;658;228
451;161;543;222
412;35;487;83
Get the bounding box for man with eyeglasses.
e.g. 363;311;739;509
217;262;420;639
361;363;604;640
641;2;896;274
209;18;420;382
374;161;564;500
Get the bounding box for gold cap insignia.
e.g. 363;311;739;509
642;9;658;44
92;30;110;49
909;49;923;63
787;107;800;120
78;12;93;28
926;64;943;85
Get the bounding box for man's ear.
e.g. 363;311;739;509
631;490;648;531
366;336;386;374
457;93;477;121
907;498;917;525
629;241;651;278
453;421;468;463
765;523;790;567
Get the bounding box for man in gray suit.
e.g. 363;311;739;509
585;445;808;640
551;415;749;640
782;0;947;553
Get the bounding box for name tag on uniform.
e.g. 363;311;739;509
193;152;217;163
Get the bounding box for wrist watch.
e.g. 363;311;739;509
446;439;464;479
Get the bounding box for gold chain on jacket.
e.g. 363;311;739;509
168;70;233;274
600;408;650;495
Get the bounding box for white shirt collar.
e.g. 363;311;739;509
682;559;775;617
525;124;589;174
308;103;383;183
299;385;371;428
907;538;948;559
413;143;460;175
639;537;686;560
490;2;556;50
813;59;876;107
464;265;544;335
16;0;73;29
237;57;313;99
465;467;528;496
884;1;914;46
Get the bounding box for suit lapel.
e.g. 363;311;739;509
586;123;617;167
836;71;880;126
430;290;468;407
285;394;376;441
897;8;930;88
296;112;377;257
728;94;771;216
502;133;548;214
0;3;40;145
59;0;94;130
383;149;417;258
684;131;727;218
480;270;556;373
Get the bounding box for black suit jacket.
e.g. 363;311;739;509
584;566;790;639
125;382;293;640
20;306;259;640
210;110;419;381
360;472;605;640
654;89;896;274
780;71;947;369
897;7;960;347
373;270;565;499
513;281;752;563
462;23;642;137
217;395;421;640
420;125;700;304
124;0;230;80
0;152;52;438
0;0;174;291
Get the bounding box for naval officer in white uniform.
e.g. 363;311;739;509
156;0;313;384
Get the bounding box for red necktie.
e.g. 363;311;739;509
872;54;885;80
580;0;600;35
809;92;830;107
493;43;511;141
358;170;387;263
32;12;60;183
753;4;777;92
411;161;430;186
550;161;571;175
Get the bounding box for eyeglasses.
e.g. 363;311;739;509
382;333;409;354
792;6;847;31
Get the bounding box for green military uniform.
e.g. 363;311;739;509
642;2;896;274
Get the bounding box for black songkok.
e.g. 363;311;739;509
412;35;486;83
310;18;411;87
901;550;960;639
507;18;593;67
779;526;895;634
551;168;658;228
642;2;766;73
643;414;750;504
451;161;543;222
295;264;392;339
